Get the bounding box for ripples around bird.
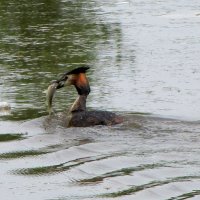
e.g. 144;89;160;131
0;113;199;200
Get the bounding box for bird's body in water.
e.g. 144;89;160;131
46;67;123;127
68;110;123;127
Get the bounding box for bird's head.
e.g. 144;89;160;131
55;66;90;95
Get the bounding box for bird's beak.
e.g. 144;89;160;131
53;74;70;89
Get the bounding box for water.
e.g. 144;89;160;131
0;0;200;199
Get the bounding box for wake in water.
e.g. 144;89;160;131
0;113;200;199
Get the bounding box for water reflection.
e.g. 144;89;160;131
0;2;200;199
1;0;200;120
0;0;116;120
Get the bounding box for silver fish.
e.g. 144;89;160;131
45;82;58;115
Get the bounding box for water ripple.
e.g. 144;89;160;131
12;152;126;176
101;176;200;198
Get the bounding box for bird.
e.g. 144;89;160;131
46;66;123;127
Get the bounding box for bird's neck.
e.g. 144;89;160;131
69;95;87;112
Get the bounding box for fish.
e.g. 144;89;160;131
45;82;59;115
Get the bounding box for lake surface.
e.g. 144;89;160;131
0;0;200;199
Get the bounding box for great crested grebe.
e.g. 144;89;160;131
46;66;123;127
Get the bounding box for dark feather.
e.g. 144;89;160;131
56;66;90;82
66;66;90;75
